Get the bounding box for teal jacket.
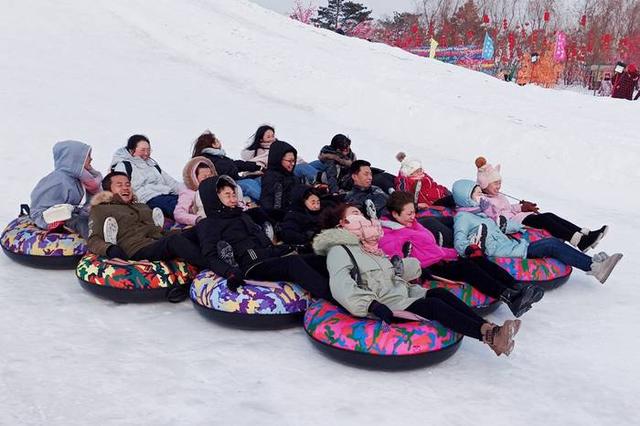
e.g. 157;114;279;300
452;179;528;258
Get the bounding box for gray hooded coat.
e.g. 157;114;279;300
30;140;92;230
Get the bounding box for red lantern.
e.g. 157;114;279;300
503;19;508;30
544;11;550;22
580;15;587;27
483;14;489;24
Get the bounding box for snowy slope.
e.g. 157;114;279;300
0;1;638;425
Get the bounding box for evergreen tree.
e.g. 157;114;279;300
312;0;372;33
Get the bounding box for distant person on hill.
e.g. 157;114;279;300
598;73;613;97
30;140;102;238
110;134;182;219
192;130;263;202
612;64;639;100
241;125;318;183
173;156;216;226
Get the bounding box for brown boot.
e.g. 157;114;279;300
482;320;520;357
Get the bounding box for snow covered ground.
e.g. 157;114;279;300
1;1;638;424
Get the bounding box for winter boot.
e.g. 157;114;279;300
500;285;544;318
587;252;623;284
103;217;118;245
364;198;377;220
402;241;413;258
496;215;508;233
470;224;488;251
216;241;239;268
165;284;189;303
390;255;404;277
578;225;609;252
152;207;165;228
482;319;521;357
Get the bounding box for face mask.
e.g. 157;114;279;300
343;215;382;243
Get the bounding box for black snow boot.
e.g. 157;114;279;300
500;284;544;318
577;225;608;253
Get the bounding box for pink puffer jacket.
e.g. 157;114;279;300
479;194;531;224
379;218;458;268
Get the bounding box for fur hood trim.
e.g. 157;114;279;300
313;228;360;255
183;156;217;191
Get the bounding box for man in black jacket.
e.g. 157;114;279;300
196;175;330;299
259;140;306;212
345;160;389;218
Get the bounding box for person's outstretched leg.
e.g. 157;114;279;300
131;233;209;269
247;255;330;299
527;238;592;271
522;212;580;241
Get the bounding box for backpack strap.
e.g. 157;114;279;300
154;164;162;174
340;244;363;287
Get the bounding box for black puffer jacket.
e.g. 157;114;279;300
199;148;261;181
278;186;322;249
345;184;389;218
196;175;294;278
260;140;305;210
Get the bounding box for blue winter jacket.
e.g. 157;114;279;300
452;179;529;258
30;140;91;229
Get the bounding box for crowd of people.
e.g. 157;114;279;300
28;127;624;357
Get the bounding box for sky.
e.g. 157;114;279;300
249;0;418;18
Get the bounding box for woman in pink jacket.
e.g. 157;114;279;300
379;191;543;318
173;157;216;226
475;157;608;252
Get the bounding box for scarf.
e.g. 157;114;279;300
202;147;227;157
342;215;385;256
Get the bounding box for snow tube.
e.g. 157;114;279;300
304;299;462;370
1;216;86;269
162;218;189;232
190;270;312;329
422;280;498;315
76;253;198;303
492;228;573;290
416;206;455;218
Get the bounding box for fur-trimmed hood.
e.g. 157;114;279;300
313;228;360;256
90;191;136;206
183;156;217;191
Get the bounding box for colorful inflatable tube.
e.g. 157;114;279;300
304;299;462;370
422;280;498;314
76;253;198;303
190;270;312;329
1;216;86;269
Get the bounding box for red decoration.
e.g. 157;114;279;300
483;14;489;24
544;11;550;22
580;15;586;27
503;19;508;30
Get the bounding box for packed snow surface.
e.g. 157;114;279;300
1;1;638;425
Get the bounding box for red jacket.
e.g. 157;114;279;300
612;71;639;100
395;172;450;206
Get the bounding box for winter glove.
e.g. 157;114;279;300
479;197;491;211
106;244;129;260
520;200;539;213
464;244;484;258
226;271;246;292
368;300;394;325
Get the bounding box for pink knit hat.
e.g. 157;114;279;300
475;156;502;189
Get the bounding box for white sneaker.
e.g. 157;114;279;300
43;204;74;224
152;207;165;228
587;253;623;284
103;217;118;245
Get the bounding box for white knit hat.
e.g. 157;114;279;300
400;158;422;177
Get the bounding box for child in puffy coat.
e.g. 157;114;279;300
452;179;623;285
278;186;322;251
394;152;455;209
173;156;216;226
379;191;543;317
30;140;102;238
475;157;608;252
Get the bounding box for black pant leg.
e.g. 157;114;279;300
299;253;329;278
432;195;456;209
416;217;454;248
132;234;208;269
247;256;331;299
469;256;517;288
406;289;485;340
131;239;170;261
522;212;579;241
428;259;507;299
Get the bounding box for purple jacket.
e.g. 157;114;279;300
379;218;458;268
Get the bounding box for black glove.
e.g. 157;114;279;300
464;244;484;258
226;271;246;292
106;244;128;260
368;300;394;324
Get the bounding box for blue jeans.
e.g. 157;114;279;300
527;238;592;271
237;178;262;201
308;160;328;172
147;194;179;219
294;162;320;184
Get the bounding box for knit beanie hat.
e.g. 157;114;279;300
475;156;502;189
396;152;422;177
